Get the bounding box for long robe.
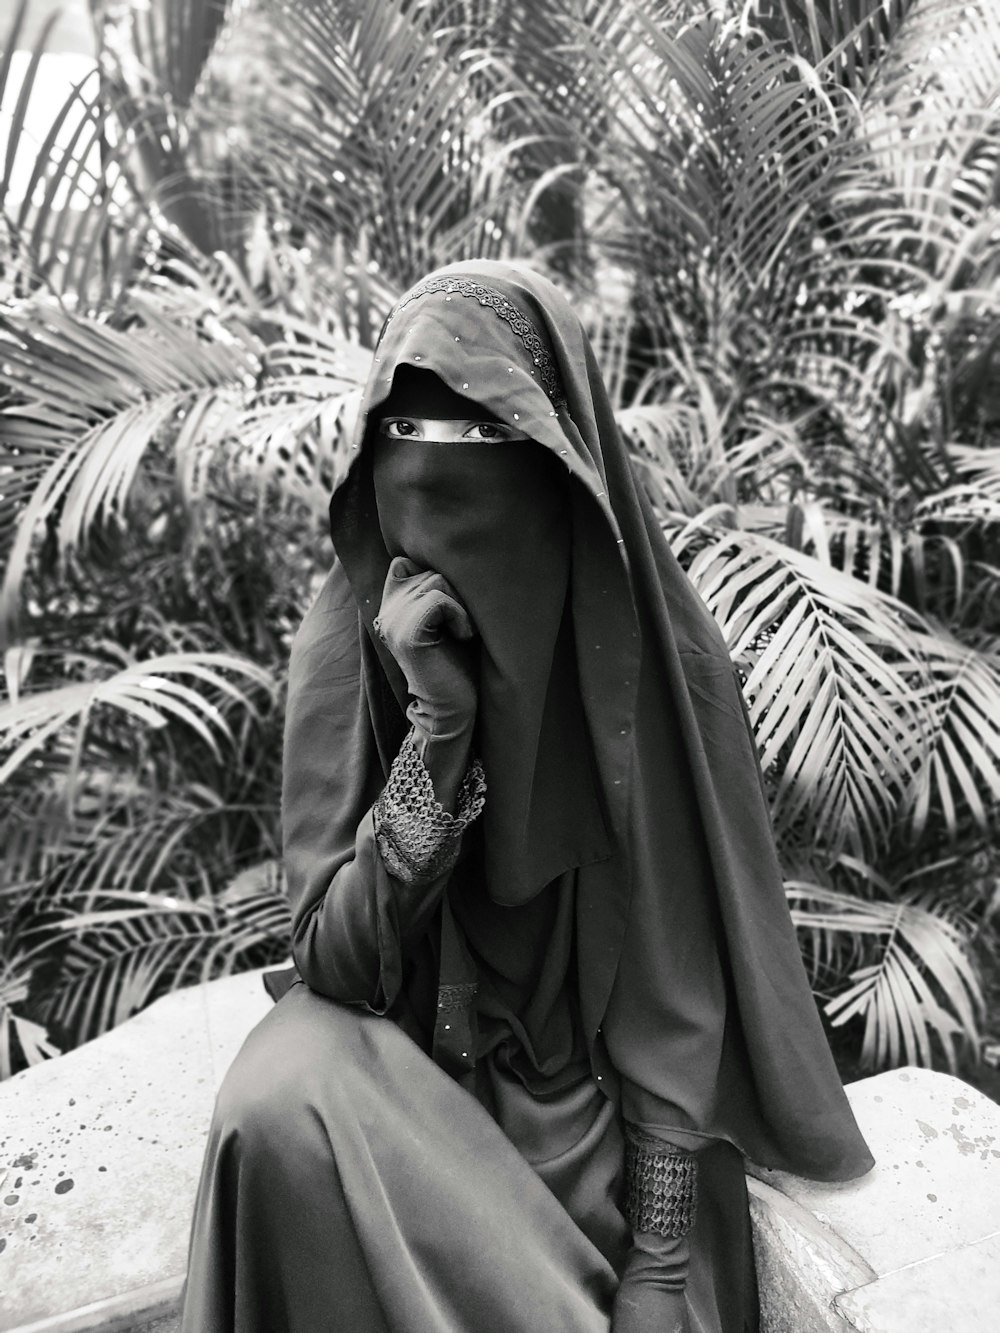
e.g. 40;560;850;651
180;261;872;1333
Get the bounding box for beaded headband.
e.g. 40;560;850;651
382;276;567;408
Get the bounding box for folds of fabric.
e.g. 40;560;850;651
181;983;618;1333
323;258;874;1184
234;258;876;1333
181;983;758;1333
372;434;612;904
280;565;450;1013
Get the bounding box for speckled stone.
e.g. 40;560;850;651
753;1068;1000;1273
749;1068;1000;1331
0;967;274;1330
4;992;1000;1333
747;1177;873;1332
834;1230;1000;1332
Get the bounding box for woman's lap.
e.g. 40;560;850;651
181;981;619;1333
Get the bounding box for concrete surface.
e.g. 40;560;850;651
0;968;274;1332
746;1176;874;1332
748;1067;1000;1332
5;1280;181;1333
2;973;1000;1333
834;1229;1000;1331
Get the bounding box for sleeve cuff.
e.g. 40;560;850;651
623;1122;699;1238
373;728;486;885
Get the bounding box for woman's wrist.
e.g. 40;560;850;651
411;718;476;812
372;727;485;885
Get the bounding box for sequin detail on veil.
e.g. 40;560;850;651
436;982;479;1014
385;277;566;406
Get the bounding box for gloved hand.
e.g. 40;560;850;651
375;557;478;744
611;1232;691;1333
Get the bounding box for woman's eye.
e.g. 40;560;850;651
384;420;418;438
466;422;506;441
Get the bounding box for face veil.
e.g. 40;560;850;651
371;368;613;906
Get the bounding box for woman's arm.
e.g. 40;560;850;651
281;561;482;1010
611;1127;698;1333
288;725;478;1011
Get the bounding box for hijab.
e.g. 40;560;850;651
311;260;874;1182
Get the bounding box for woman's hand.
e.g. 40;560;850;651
611;1232;691;1333
375;556;478;743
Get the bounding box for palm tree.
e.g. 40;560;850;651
539;0;1000;1072
1;0;997;1079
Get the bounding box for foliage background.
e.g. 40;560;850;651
1;0;999;1088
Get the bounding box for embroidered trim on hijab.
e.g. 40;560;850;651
384;276;567;407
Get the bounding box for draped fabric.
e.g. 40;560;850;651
181;259;873;1333
372;426;611;905
320;258;873;1182
182;982;758;1333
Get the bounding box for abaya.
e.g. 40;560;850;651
180;262;874;1333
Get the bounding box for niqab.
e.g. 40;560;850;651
371;371;611;904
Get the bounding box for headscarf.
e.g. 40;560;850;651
314;260;873;1182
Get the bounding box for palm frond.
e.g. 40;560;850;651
1;0;276;305
742;0;914;92
48;789;275;911
0;292;261;636
677;523;925;853
2;16;152;305
618;403;712;515
225;0;526;285
944;445;1000;510
901;628;1000;837
0;953;60;1080
236;311;372;510
44;898;221;1041
788;879;983;1070
41;863;290;1045
0;649;273;786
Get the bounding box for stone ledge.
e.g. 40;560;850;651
5;1278;182;1333
747;1175;875;1333
3;971;1000;1332
0;967;274;1332
748;1068;1000;1331
834;1229;1000;1331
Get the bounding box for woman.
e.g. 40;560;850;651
180;261;873;1333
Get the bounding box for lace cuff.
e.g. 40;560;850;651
623;1124;698;1238
373;729;486;885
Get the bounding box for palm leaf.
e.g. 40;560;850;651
743;0;915;91
0;953;60;1080
1;13;150;305
203;859;291;975
43;865;290;1045
227;0;525;286
677;524;925;853
0;0;271;305
901;628;1000;837
0;650;273;787
44;900;220;1041
235;310;372;510
943;445;1000;510
44;788;274;911
0;293;262;638
787;879;983;1070
617;403;711;515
